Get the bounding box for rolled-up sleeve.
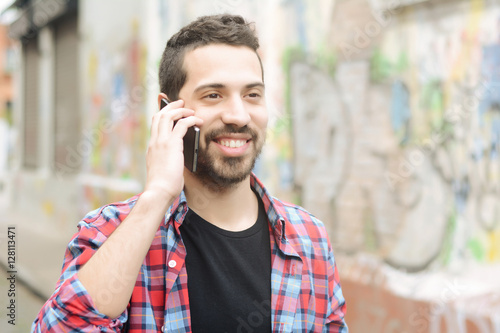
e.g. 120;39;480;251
32;210;129;332
324;244;348;332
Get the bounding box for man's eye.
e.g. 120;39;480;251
247;92;263;99
206;93;220;99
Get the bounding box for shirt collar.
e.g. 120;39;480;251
249;173;287;243
164;173;287;241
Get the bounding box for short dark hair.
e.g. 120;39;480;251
158;14;263;101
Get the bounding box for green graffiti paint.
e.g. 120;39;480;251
467;238;486;262
438;212;457;266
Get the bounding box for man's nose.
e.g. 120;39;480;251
221;96;251;127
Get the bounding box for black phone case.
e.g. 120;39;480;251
161;99;199;172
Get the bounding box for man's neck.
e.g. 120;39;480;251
183;174;259;232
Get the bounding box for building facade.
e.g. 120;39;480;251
3;0;500;331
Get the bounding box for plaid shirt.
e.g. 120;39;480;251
32;174;347;332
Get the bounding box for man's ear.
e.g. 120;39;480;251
158;93;169;109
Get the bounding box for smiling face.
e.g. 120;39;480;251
178;44;268;189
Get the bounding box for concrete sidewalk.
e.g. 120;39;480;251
0;209;76;301
0;267;45;332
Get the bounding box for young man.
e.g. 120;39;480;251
32;14;347;332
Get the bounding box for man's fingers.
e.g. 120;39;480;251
171;116;204;137
156;108;197;138
150;100;185;140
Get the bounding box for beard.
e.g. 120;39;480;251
193;124;265;191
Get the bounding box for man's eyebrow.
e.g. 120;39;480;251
246;82;265;90
193;82;265;94
193;83;225;94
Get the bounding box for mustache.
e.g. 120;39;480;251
204;125;258;144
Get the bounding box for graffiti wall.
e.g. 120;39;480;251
77;0;500;266
281;0;500;269
78;0;151;213
77;0;500;330
281;0;500;331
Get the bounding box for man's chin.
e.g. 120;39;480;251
194;157;255;190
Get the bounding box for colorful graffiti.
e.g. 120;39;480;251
285;0;500;274
148;0;500;274
85;20;148;183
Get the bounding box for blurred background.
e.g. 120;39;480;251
0;0;499;332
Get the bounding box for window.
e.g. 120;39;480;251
23;35;39;169
54;13;80;173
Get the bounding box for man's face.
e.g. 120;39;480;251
178;44;268;189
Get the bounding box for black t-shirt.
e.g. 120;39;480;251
180;196;272;333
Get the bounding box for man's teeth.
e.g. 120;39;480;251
219;140;246;148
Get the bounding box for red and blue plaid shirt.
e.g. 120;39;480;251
32;174;347;332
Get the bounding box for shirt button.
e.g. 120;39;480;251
177;206;183;213
168;260;177;268
161;325;165;332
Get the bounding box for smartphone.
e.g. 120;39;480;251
161;98;200;172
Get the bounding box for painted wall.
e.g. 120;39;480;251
280;0;500;331
5;0;500;330
79;0;500;330
76;0;151;215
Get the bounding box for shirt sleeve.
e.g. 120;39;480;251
31;215;128;332
323;243;348;332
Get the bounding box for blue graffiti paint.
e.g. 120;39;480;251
296;0;307;49
472;137;484;161
282;0;308;49
113;73;126;101
479;45;500;120
489;109;500;160
453;178;470;214
477;45;500;162
390;80;411;144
